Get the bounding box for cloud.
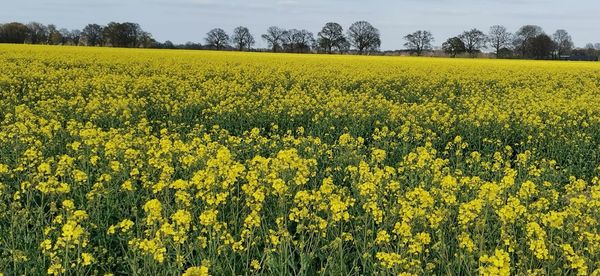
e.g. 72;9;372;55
188;0;215;3
2;0;598;48
276;0;299;5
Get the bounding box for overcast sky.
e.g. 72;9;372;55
2;0;598;50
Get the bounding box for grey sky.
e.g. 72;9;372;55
2;0;598;49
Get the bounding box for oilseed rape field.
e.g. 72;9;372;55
1;45;600;275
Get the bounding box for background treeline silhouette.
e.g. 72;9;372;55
1;21;598;60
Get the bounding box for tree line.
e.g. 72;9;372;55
1;21;599;60
0;22;153;47
168;21;380;55
437;25;600;60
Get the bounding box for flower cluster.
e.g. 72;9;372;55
0;44;599;275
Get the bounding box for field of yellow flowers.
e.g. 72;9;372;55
0;44;599;275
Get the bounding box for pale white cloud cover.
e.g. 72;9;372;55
1;0;598;49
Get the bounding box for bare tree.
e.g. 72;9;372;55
205;28;229;50
282;29;315;53
403;30;433;56
529;34;554;59
182;41;203;49
514;25;543;57
488;25;512;57
231;26;255;51
162;40;175;49
317;22;346;54
583;43;597;57
81;24;104;46
59;28;80;45
137;31;154;48
442;37;466;57
347;21;381;54
459;28;487;57
336;39;351;53
552;29;573;58
47;24;63;45
261;26;286;52
295;29;315;53
27;22;48;44
102;22;148;47
71;29;82;45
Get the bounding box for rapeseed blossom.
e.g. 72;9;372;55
0;44;599;275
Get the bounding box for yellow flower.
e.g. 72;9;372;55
121;180;135;191
62;199;75;210
118;219;135;232
171;179;191;190
458;199;484;227
61;220;86;244
543;211;566;229
479;249;510;276
37;162;52;175
183;266;210;276
5;42;600;276
70;141;81;151
526;221;549;260
47;263;65;275
561;244;588;275
171;210;192;226
81;252;94;266
143;199;162;225
376;252;404;269
458;232;476;253
371;149;386;163
40;239;52;253
0;163;9;174
110;161;121;172
199;210;218;226
375;230;391;245
518;180;538;200
497;197;526;225
133;237;167;263
409;232;431;254
72;169;88;183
